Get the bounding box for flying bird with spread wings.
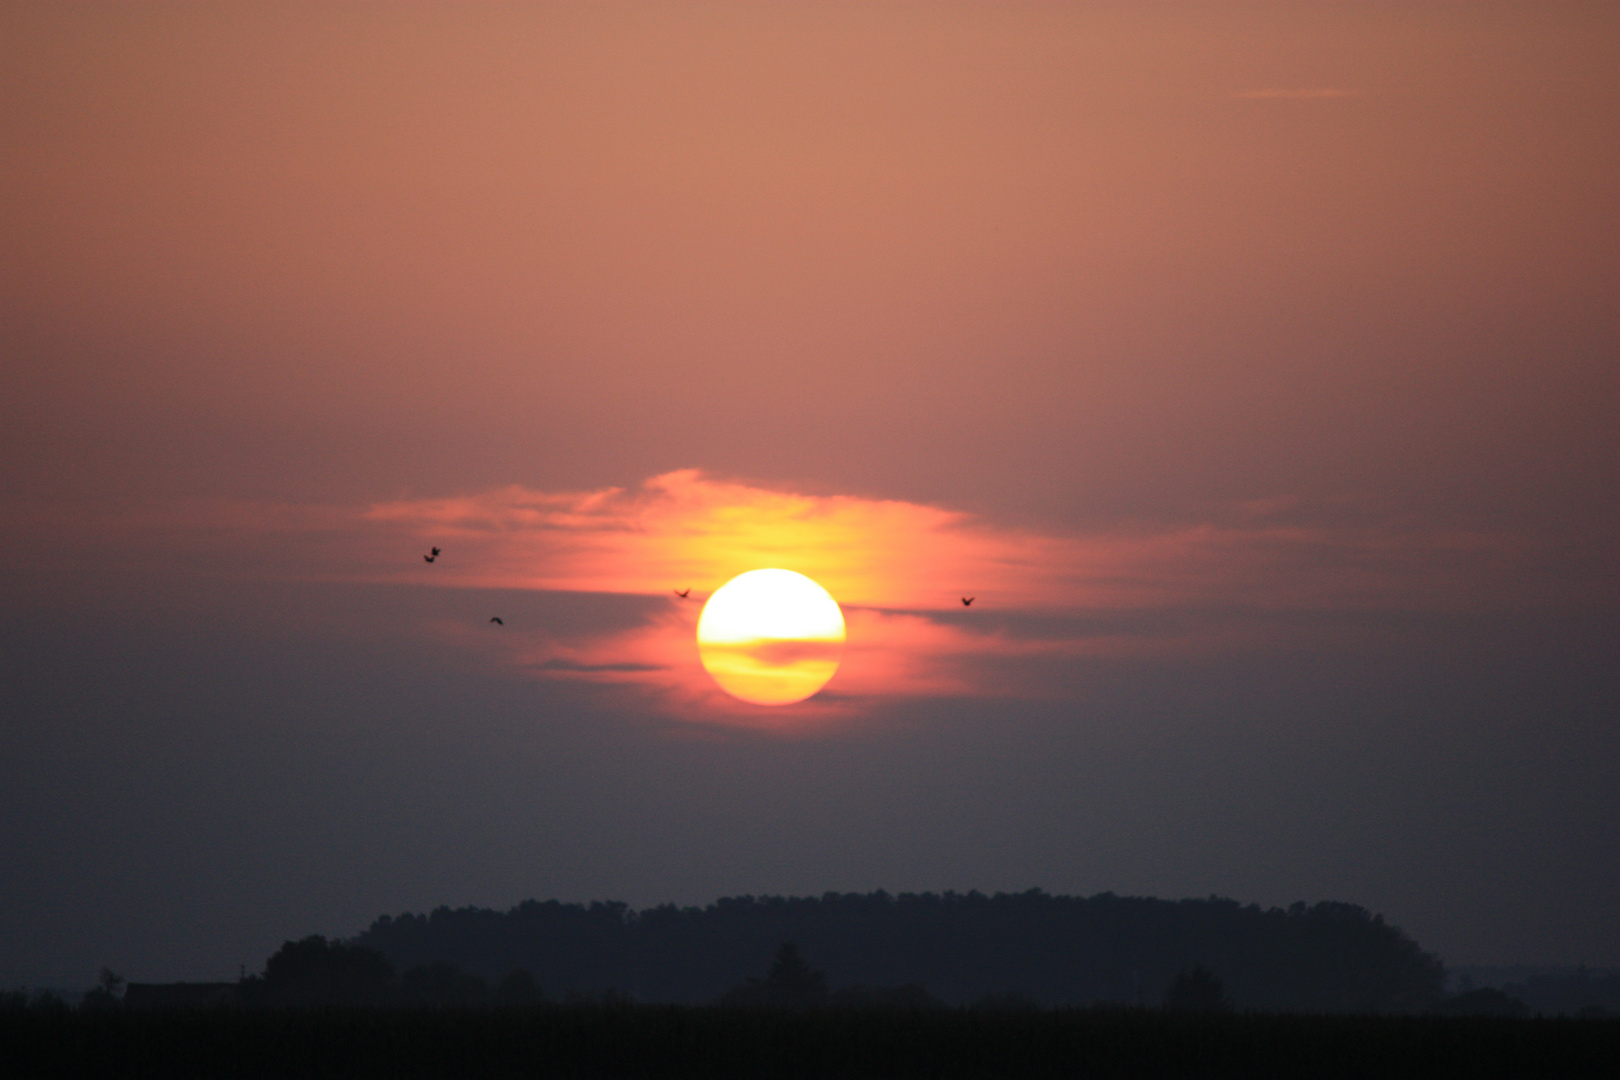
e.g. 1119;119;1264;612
961;597;975;606
489;617;503;625
674;588;691;599
424;546;440;564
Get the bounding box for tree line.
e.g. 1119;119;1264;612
7;891;1454;1013
350;890;1443;1012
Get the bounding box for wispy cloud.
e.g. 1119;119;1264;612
347;470;1558;723
1232;88;1357;100
426;602;1133;729
33;471;1578;725
361;470;1524;617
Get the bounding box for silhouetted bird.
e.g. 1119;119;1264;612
424;554;436;563
489;617;503;625
431;547;440;557
674;588;691;599
962;597;974;606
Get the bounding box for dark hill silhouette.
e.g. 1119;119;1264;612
353;890;1444;1012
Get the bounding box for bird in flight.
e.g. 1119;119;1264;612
489;617;503;625
961;597;975;606
431;547;440;557
674;588;691;599
424;546;441;564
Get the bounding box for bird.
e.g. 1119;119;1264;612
961;597;975;606
431;547;440;557
489;617;503;625
423;554;436;563
674;588;691;599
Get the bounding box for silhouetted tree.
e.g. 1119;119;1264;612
1164;967;1229;1013
39;992;70;1014
717;942;829;1008
401;962;489;1007
10;990;70;1014
767;942;828;1004
259;936;395;1006
79;969;124;1011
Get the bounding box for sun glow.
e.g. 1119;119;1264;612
696;569;846;706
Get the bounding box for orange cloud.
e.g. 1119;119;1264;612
363;469;1048;609
362;470;1530;616
351;470;1557;724
425;601;1116;730
33;471;1578;725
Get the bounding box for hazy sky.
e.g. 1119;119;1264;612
2;2;1616;987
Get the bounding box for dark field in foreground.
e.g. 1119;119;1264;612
3;1007;1618;1079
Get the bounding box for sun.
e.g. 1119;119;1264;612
696;569;846;706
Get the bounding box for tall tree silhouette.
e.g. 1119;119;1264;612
718;942;829;1008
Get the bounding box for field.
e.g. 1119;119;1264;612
3;1005;1617;1079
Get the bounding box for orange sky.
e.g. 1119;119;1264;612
1;2;1616;979
2;0;1614;721
4;2;1613;534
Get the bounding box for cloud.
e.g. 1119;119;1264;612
533;659;666;673
427;601;1125;729
1232;88;1356;100
29;470;1581;726
363;469;1025;610
348;470;1561;724
361;470;1529;617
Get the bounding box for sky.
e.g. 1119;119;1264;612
2;1;1616;988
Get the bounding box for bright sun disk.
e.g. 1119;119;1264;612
696;569;845;706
